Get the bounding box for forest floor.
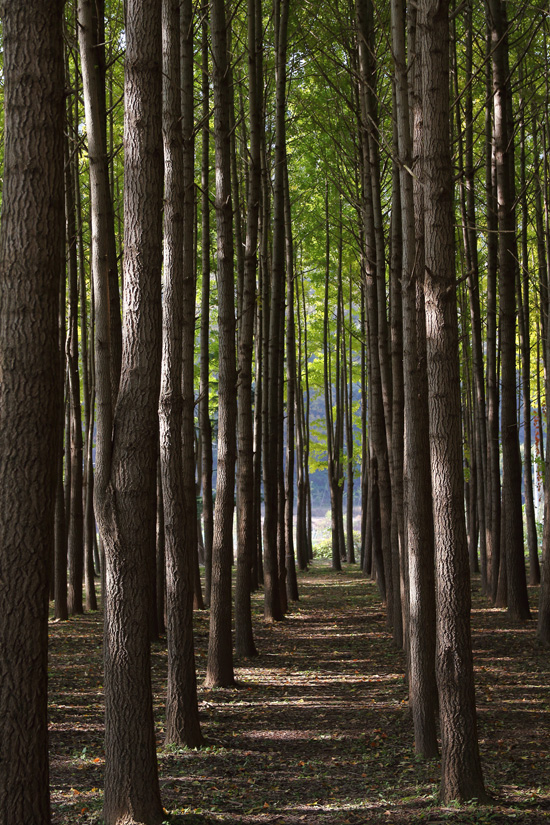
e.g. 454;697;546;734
48;563;550;824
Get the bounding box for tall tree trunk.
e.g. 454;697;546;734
284;162;299;601
487;0;531;621
67;125;85;617
235;0;262;658
518;78;540;586
161;0;204;748
0;5;64;823
180;0;204;614
263;0;289;621
356;0;393;625
485;19;501;604
421;0;487;802
391;0;438;758
199;0;214;607
205;0;238;686
93;0;165;820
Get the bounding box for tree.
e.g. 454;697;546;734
486;0;531;622
391;0;438;758
421;0;487;802
160;0;204;747
205;0;238;687
92;0;165;819
235;0;262;658
0;2;65;822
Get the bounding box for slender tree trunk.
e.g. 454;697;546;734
487;0;531;621
235;0;262;657
285;162;299;601
391;0;438;758
199;0;214;608
205;0;238;686
161;0;204;748
263;0;289;621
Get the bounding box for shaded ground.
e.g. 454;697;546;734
48;564;550;823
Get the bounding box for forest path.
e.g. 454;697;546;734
49;563;550;824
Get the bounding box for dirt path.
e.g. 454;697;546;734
48;564;550;823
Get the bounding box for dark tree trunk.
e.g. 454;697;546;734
205;0;238;687
0;3;64;822
391;0;438;758
421;0;487;802
93;1;165;821
161;0;204;748
199;0;214;608
487;0;531;621
235;0;262;658
263;0;289;622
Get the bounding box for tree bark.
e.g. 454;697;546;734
161;0;204;748
391;0;438;758
421;0;487;803
0;3;64;822
205;0;238;686
235;0;262;658
93;0;165;820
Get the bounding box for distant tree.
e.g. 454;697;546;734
0;2;65;822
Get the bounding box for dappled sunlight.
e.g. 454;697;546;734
48;566;550;824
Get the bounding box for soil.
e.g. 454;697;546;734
48;563;550;824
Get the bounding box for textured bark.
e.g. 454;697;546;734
205;0;238;686
78;0;121;413
93;0;165;821
161;0;204;748
235;0;262;658
0;3;64;822
391;0;438;758
421;0;487;803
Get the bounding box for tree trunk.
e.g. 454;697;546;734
0;3;64;822
93;0;165;821
263;0;289;621
199;0;214;608
235;0;262;658
205;0;238;686
161;0;204;748
487;0;531;621
421;0;487;802
391;0;438;758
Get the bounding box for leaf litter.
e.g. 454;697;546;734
48;563;550;823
